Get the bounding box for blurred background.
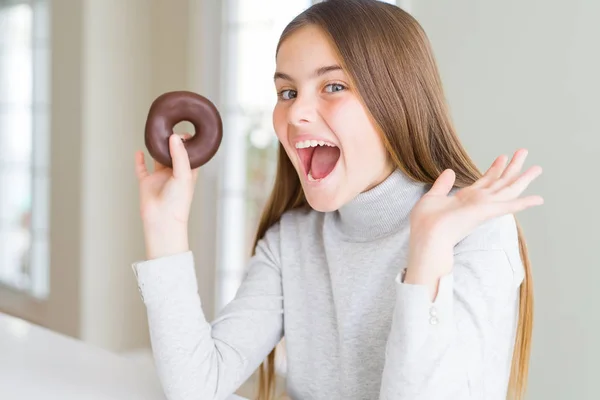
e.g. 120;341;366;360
0;0;597;398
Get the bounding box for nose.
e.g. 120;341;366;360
287;92;318;127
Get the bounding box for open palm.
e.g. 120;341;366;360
410;149;543;248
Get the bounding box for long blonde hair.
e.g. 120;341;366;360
253;1;533;399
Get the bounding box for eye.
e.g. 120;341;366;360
278;89;297;100
325;83;346;93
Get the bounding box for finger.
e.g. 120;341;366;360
472;155;508;189
135;151;149;181
508;195;545;213
488;149;528;192
491;195;545;218
495;165;543;201
169;133;192;180
192;168;199;183
428;169;456;196
176;132;199;182
478;193;543;222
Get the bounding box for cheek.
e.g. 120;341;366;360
272;104;298;162
325;97;382;160
322;97;359;140
272;104;288;142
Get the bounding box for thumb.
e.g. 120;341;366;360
428;169;456;196
169;134;192;180
192;167;199;183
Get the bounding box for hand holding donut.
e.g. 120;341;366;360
135;91;223;260
135;133;197;260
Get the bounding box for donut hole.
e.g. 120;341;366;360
173;120;196;141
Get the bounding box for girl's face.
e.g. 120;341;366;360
273;25;393;212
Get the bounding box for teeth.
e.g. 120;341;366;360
295;140;336;149
307;172;320;182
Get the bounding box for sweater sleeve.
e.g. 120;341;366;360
131;223;284;400
379;247;524;400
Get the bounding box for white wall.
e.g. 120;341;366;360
80;0;152;351
412;1;599;398
79;0;219;352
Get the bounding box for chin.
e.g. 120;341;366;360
300;181;349;212
304;195;342;213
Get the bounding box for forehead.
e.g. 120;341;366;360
276;25;340;71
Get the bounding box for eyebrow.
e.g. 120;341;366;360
274;64;343;82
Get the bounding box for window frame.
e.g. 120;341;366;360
0;0;83;339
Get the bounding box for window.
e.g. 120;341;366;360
0;0;50;298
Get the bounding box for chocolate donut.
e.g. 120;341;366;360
144;91;223;169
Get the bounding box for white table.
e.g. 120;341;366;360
0;312;167;400
0;312;249;400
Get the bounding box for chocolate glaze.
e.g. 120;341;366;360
144;91;223;169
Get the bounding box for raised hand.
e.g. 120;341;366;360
410;149;543;249
135;133;199;259
404;149;543;291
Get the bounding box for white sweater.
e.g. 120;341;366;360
132;169;524;400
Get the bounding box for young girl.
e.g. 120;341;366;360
133;1;543;399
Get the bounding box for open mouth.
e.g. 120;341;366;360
295;140;341;182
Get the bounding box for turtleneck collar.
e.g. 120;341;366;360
327;169;428;242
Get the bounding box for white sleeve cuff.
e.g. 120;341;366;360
131;251;198;305
394;270;454;331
